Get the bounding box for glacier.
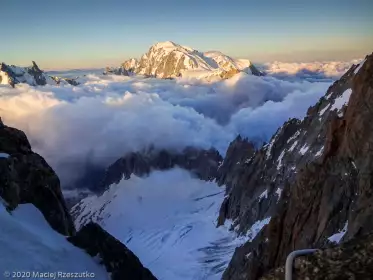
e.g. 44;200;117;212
72;168;246;280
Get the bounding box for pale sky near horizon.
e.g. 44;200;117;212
2;0;373;70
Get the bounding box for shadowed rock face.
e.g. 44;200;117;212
220;53;373;280
0;123;75;236
65;146;223;208
68;222;157;280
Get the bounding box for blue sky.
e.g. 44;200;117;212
2;0;372;69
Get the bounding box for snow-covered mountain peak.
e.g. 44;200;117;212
153;40;179;49
151;41;195;53
107;41;264;79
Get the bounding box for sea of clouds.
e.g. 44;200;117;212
0;59;358;187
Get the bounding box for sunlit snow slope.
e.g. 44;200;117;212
0;200;108;280
72;169;245;280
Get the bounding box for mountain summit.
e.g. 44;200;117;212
105;41;264;80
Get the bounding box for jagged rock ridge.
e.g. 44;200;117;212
0;119;75;235
0;61;79;87
105;41;264;80
67;146;222;210
96;146;222;192
219;54;373;279
67;146;222;195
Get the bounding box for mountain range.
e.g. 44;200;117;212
0;61;79;87
73;52;373;279
0;43;373;279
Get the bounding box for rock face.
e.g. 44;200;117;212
0;61;79;87
68;222;157;280
50;76;80;86
219;54;373;279
0;122;75;235
103;66;131;76
261;232;373;280
92;146;222;193
105;41;264;79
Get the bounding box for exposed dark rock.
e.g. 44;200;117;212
0;123;75;235
50;76;80;86
248;64;266;76
28;61;48;85
220;53;373;279
68;222;157;280
103;66;131;76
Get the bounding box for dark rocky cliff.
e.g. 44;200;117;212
0;119;75;235
218;54;373;279
0;119;158;279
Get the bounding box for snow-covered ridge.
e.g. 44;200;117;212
106;41;264;80
0;200;109;279
0;61;79;87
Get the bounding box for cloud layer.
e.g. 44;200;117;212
262;59;360;82
0;68;337;186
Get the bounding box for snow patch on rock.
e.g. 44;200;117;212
330;88;352;115
246;218;271;242
299;144;309;155
354;58;367;74
0;152;10;158
259;190;268;200
328;222;348;244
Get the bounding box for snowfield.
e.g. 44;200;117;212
72;169;246;280
0;200;109;280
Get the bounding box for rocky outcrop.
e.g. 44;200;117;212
0;122;75;235
68;222;157;280
106;41;263;79
103;66;131;76
0;61;79;87
219;53;373;279
93;146;222;193
261;232;373;280
122;58;139;72
50;76;80;86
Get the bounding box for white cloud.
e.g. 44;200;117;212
263;59;360;82
0;72;332;186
